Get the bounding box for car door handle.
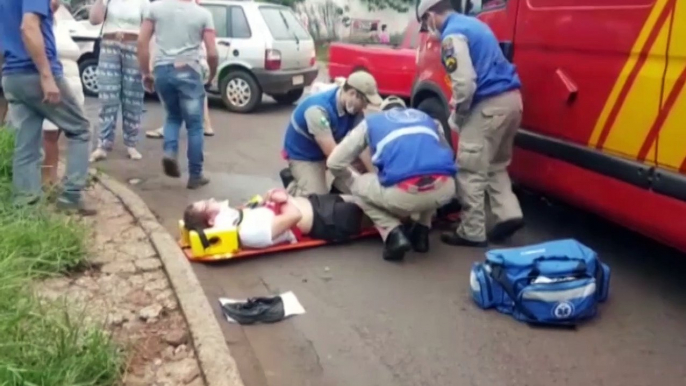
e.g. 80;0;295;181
218;41;231;47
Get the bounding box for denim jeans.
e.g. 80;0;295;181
1;73;91;205
153;64;205;178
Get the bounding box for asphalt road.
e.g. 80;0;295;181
83;86;686;386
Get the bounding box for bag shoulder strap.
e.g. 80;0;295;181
98;0;110;37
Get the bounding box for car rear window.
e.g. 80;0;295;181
258;6;310;41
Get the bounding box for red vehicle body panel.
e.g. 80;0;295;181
410;0;686;253
327;20;420;98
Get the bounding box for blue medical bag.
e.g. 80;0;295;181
469;239;611;325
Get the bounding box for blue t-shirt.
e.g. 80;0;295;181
0;0;62;76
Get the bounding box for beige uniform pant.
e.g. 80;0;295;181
287;159;353;196
351;173;456;240
287;159;366;197
454;90;523;242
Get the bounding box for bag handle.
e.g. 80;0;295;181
98;0;110;38
488;264;540;322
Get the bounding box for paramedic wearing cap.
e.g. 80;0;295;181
283;71;382;196
417;0;524;247
327;97;456;262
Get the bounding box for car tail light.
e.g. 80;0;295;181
265;49;281;70
310;50;316;67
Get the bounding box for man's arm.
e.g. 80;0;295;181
349;113;374;172
137;19;154;77
20;0;52;78
303;106;338;156
89;0;107;25
433;119;451;147
202;10;218;83
441;34;477;129
327;121;369;180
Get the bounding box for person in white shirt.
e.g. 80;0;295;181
42;4;87;186
88;0;149;162
183;189;367;249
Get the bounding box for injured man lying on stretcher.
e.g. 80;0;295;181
183;189;365;249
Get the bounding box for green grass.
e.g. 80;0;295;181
315;42;329;63
0;128;123;385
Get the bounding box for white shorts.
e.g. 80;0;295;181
43;76;85;131
238;207;296;249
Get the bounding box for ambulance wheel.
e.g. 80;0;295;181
220;70;262;113
417;97;454;155
272;89;304;105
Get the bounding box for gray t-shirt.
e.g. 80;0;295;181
146;0;214;70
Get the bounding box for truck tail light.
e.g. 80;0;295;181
265;49;281;70
310;50;316;67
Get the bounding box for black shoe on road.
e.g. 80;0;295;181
383;226;412;261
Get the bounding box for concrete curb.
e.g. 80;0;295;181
92;170;245;386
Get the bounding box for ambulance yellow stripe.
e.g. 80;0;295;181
588;0;671;148
653;1;686;171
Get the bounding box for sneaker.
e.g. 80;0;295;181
146;127;164;139
204;127;215;137
127;147;143;160
162;157;181;178
56;199;97;216
187;175;210;190
89;148;107;163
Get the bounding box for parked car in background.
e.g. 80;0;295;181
327;18;421;100
56;5;101;97
202;0;318;113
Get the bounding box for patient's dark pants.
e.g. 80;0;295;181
307;194;363;242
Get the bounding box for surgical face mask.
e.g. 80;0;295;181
345;100;358;115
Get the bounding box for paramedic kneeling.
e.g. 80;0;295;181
183;190;365;249
418;0;525;247
327;97;457;262
282;71;382;196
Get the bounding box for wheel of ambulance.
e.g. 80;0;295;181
271;88;304;105
417;97;454;156
79;57;99;97
220;70;262;113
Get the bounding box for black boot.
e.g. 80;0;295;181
488;218;525;243
279;167;294;189
383;227;412;261
410;223;430;253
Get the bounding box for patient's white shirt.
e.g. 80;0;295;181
213;203;296;249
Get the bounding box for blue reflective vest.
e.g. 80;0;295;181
283;87;357;162
441;13;521;106
367;108;457;187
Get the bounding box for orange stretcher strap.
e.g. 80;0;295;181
181;227;379;262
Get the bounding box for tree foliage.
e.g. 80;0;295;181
359;0;416;12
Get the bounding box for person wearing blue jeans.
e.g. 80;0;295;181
154;65;206;187
137;0;218;189
0;0;95;214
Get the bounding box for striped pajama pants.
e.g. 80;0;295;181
96;40;144;150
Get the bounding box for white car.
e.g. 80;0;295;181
56;6;101;96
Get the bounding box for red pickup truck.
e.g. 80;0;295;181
327;19;421;99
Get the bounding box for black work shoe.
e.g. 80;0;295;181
187;176;210;190
220;296;285;325
383;226;412;261
440;232;487;247
410;223;430;253
56;199;98;217
488;218;525;243
279;167;294;189
162;157;181;178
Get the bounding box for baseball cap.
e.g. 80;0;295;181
416;0;443;20
346;71;383;106
380;96;407;111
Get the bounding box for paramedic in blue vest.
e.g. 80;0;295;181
283;71;382;196
417;0;525;247
327;97;457;262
